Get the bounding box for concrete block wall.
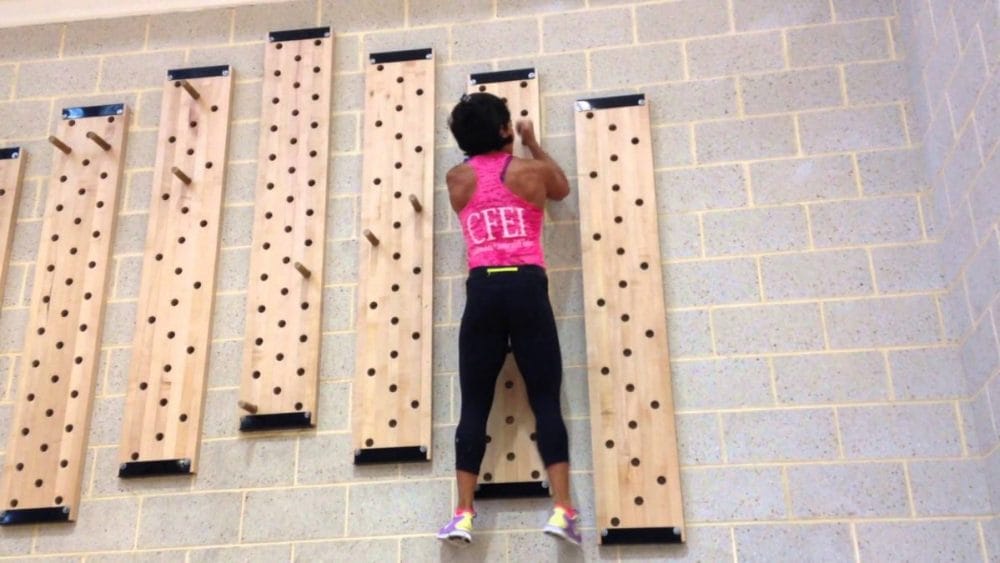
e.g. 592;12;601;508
896;0;1000;541
0;0;992;560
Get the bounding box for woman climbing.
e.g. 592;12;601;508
436;92;580;546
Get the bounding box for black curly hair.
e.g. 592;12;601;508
448;93;514;156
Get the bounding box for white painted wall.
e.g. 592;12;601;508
0;0;290;28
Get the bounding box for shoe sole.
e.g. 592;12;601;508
437;531;472;546
544;525;581;546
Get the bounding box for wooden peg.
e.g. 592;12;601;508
238;400;258;414
48;135;72;155
86;131;112;151
363;229;380;246
294;261;312;278
179;80;201;101
408;194;423;213
171;166;192;185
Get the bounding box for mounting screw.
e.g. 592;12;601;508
62;506;70;515
528;72;536;79
324;31;331;37
638;98;646;106
222;69;229;76
119;463;127;472
469;78;477;85
354;449;362;457
167;73;174;80
419;446;428;454
673;527;681;536
369;57;376;64
269;35;275;41
178;459;190;470
601;529;609;537
425;52;432;59
541;480;550;489
303;412;311;420
11;152;18;159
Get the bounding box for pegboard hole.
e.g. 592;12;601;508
413;267;422;275
60;460;68;468
635;198;644;206
410;400;419;409
389;384;397;392
273;387;282;395
390;317;399;325
611;517;620;527
616;247;625;256
416;88;424;96
610;154;619;162
389;350;399;359
621;314;630;322
605;440;615;449
168;136;176;143
64;424;73;433
645;330;655;338
589;171;598;179
505;416;515;424
365;438;374;447
593;233;601;241
276;353;285;362
586;112;594;119
657;476;667;485
506;452;516;461
623;348;632;357
159;398;168;406
596;298;605;307
600;366;610;375
634;496;644;505
34;479;43;488
180;414;188;422
619;280;628;289
388;419;397;428
297;368;305;376
631;458;641;467
393;221;401;229
629;420;638;429
26;393;35;401
483;473;493;482
631;137;640;145
139;382;148;390
155;433;164;441
531;470;541;479
504;380;514;389
252;371;261;379
295;402;303;411
651;400;660;409
614;215;623;223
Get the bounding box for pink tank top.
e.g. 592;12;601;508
459;152;545;269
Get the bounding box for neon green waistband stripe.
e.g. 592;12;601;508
486;267;519;274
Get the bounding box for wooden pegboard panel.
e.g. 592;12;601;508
352;48;435;464
573;94;684;544
118;66;234;478
464;68;548;499
238;27;333;432
0;147;25;307
0;104;129;525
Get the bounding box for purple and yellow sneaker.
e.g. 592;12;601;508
543;506;582;546
437;509;475;545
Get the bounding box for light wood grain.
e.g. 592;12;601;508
239;33;334;424
118;69;233;473
466;70;547;489
352;52;435;458
0;150;25;315
574;98;685;540
0;107;129;520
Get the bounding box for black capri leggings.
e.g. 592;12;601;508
455;265;569;474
